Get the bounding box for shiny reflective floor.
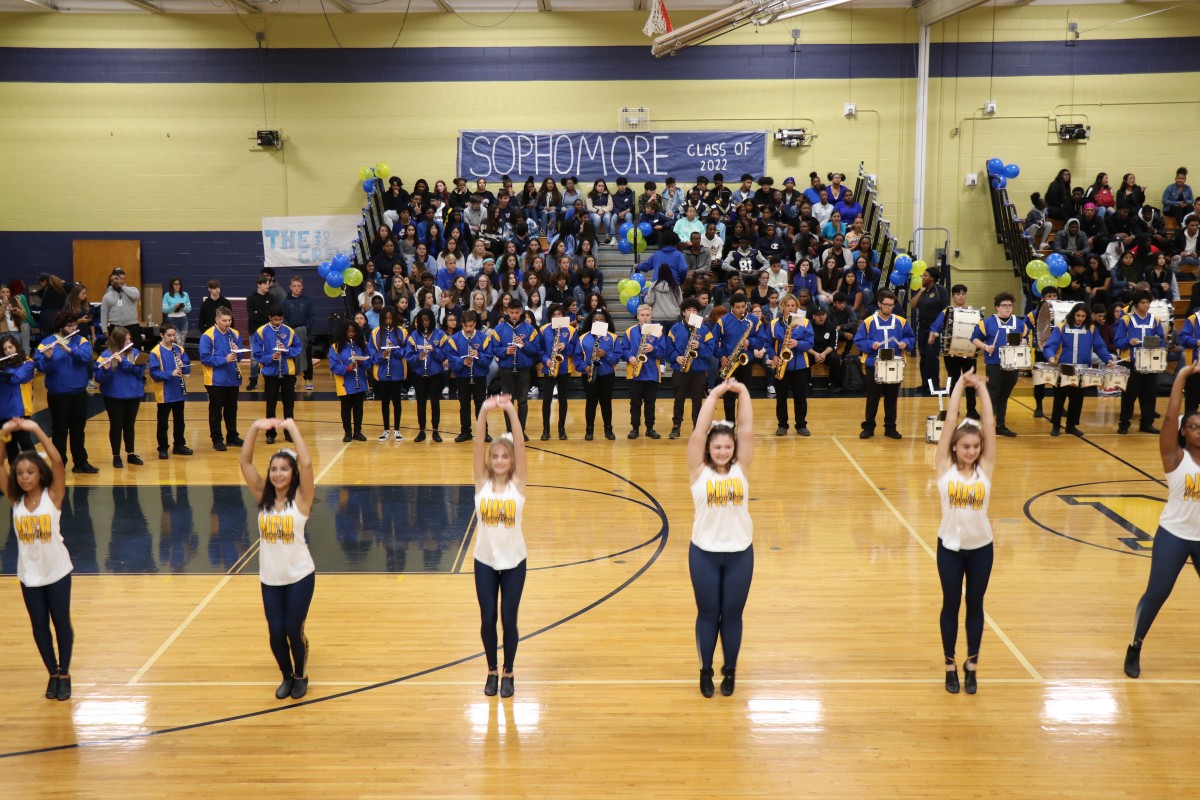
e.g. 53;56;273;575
3;375;1200;798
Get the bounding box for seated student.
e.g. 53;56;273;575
834;190;863;224
1163;167;1195;225
1054;218;1088;266
1024;192;1054;251
436;253;467;292
1144;253;1178;301
612;177;636;227
637;200;671;246
808;306;843;390
1172;216;1200;271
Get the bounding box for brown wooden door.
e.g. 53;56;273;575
72;240;143;320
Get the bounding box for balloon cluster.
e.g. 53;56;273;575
1025;254;1071;297
358;163;392;194
618;275;647;313
317;253;363;298
616;221;653;255
888;254;929;291
985;158;1020;190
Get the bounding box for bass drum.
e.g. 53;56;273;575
941;307;982;358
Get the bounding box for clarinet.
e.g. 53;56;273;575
173;345;187;397
509;322;522;375
383;327;392;381
467;332;476;386
227;330;242;381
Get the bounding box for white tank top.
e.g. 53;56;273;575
12;489;72;588
257;501;316;586
936;466;994;551
690;463;753;552
1159;450;1200;541
473;480;527;571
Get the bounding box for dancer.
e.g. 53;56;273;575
472;394;529;699
1;418;73;700
240;417;316;700
933;370;996;694
687;379;755;698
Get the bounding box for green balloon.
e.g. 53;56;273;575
343;267;364;288
1056;272;1072;288
1025;260;1048;279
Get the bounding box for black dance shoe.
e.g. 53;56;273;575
500;675;514;698
699;668;715;698
484;673;499;697
45;676;59;700
56;676;71;701
276;677;294;700
720;666;736;696
1124;643;1142;679
945;665;960;694
290;676;309;699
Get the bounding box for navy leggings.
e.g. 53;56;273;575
936;540;993;662
1133;527;1200;643
474;559;527;672
260;572;315;678
21;573;73;674
688;543;754;671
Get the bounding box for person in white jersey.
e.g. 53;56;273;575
472;393;528;699
239;417;316;700
686;378;755;698
1126;363;1200;678
0;418;72;701
934;369;996;695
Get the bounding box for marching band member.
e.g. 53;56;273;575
328;318;370;443
0;334;36;464
251;306;303;443
573;307;619;441
770;293;815;436
1042;302;1115;436
491;302;539;441
933;369;997;695
1177;307;1200;416
620;303;668;440
1114;290;1164;435
406;309;449;443
713;293;767;421
854;290;916;440
369;306;409;442
199;307;245;452
147;323;193;460
667;298;714;440
95;326;145;468
535;304;574;441
239;417;316;700
1025;285;1058;419
34;311;98;473
449;309;494;443
970;292;1024;437
929;283;978;417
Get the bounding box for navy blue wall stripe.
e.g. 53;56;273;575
931;37;1200;78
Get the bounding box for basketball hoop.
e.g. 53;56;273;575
643;0;673;37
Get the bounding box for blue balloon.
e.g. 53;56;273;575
617;221;634;240
893;254;913;274
326;272;345;289
617;238;633;255
890;271;906;288
626;297;641;314
332;253;351;272
991;176;1007;190
1047;259;1069;278
986;158;1005;176
1004;163;1020;179
362;178;376;194
637;221;653;240
1030;282;1042;298
633;273;647;288
317;261;333;279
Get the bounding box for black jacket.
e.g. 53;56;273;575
246;291;273;330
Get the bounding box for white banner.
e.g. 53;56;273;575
262;215;358;268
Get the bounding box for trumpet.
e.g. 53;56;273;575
173;345;187;397
719;321;752;380
775;315;799;380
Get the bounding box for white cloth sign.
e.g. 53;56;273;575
262;215;358;268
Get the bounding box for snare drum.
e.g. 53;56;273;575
1032;363;1059;387
1051;300;1078;328
1134;347;1168;374
999;344;1033;371
1102;365;1131;392
925;413;946;444
941;307;982;358
1079;367;1105;388
1057;365;1080;387
875;357;905;384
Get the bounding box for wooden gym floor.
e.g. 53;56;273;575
2;374;1199;799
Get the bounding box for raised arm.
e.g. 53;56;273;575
1161;363;1194;472
1;419;65;507
498;394;528;487
935;371;969;473
239;419;272;498
967;370;996;479
688;380;732;481
278;418;314;515
730;379;754;468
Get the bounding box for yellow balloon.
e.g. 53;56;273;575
909;274;922;291
912;261;928;276
375;162;391;180
358;167;374;181
324;283;343;298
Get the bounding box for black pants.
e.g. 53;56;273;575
984;363;1018;427
862;370;901;432
377;380;405;430
918;333;941;390
672;369;706;428
47;390;89;466
628;379;659;430
413;374;442;432
498;368;531;432
4;426;35;465
721;362;755;420
774;368;809;428
156;401;186;450
688;543;754;671
21;573;73;675
540;373;570;432
936;540;993;662
264;375;297;420
1133;527;1200;643
340;393;365;435
102;396;140;455
584;373;614;431
206;385;239;442
260;572;315;678
819;353;843;389
474;558;527;673
1051;384;1085;428
945;356;978;416
1120;366;1158;427
458;376;487;435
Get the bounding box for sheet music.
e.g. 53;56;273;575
687;313;704;328
590;321;609;337
552;316;570;329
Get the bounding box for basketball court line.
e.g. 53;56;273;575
107;677;1200;687
831;436;1044;681
126;440;354;686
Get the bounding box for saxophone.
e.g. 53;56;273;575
680;323;702;374
549;328;566;378
775;315;798;380
586;333;603;382
719;319;752;380
628;329;657;379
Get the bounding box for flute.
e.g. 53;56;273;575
97;340;134;368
